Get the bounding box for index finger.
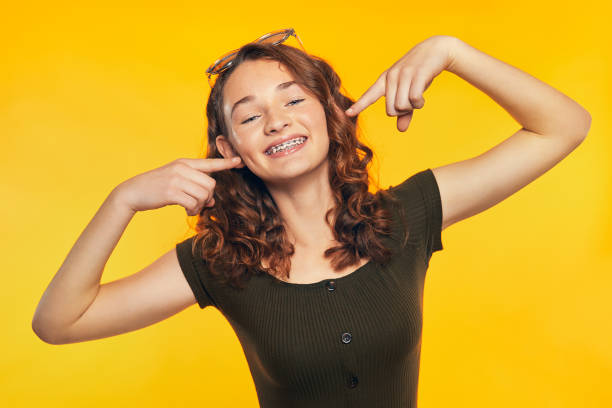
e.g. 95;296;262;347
345;73;387;116
183;157;242;174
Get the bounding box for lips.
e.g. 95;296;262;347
264;134;308;154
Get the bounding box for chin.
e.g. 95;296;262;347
268;158;329;185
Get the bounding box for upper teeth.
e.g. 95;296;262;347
266;137;306;155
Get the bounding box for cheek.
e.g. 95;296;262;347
228;123;244;146
230;124;255;148
233;134;244;147
231;120;259;143
301;105;327;131
232;135;259;157
310;107;329;137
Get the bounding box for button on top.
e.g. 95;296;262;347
348;375;359;388
341;332;352;344
326;281;336;291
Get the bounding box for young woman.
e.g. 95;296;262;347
32;29;590;407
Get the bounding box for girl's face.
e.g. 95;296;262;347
216;59;330;186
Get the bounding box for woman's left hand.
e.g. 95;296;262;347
345;35;459;132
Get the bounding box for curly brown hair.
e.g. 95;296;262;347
188;42;408;289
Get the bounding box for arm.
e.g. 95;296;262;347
32;157;242;344
31;189;198;344
446;37;591;140
345;35;592;231
432;38;591;229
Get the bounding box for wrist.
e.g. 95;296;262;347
108;185;138;216
442;36;467;74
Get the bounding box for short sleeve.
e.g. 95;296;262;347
175;235;216;309
389;168;444;262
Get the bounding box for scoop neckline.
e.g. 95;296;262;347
262;259;375;288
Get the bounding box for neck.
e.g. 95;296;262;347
264;163;337;249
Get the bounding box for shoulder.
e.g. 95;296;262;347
384;168;444;258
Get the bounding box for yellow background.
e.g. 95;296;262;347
3;1;611;407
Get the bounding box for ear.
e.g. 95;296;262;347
215;135;245;168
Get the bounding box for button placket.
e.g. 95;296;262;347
324;280;359;390
341;330;356;388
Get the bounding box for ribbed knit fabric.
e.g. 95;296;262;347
175;168;444;408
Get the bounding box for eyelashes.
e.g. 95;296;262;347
287;98;305;107
240;98;305;125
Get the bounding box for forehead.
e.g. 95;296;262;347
223;59;296;105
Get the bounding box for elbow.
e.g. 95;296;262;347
575;110;592;141
541;110;591;143
583;111;592;137
32;318;65;345
564;111;591;144
31;318;52;344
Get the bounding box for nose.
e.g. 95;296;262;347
264;107;291;135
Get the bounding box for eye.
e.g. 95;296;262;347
240;99;305;125
287;98;305;106
241;115;258;124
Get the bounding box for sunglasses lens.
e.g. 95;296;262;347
209;51;237;75
257;31;289;46
207;30;301;88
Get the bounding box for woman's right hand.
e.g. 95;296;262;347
113;157;242;216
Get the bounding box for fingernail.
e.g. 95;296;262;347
346;108;354;115
233;157;241;162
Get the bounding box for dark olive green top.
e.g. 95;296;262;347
175;168;444;408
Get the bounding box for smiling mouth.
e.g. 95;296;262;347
264;136;308;156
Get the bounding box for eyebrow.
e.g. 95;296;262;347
230;80;298;118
